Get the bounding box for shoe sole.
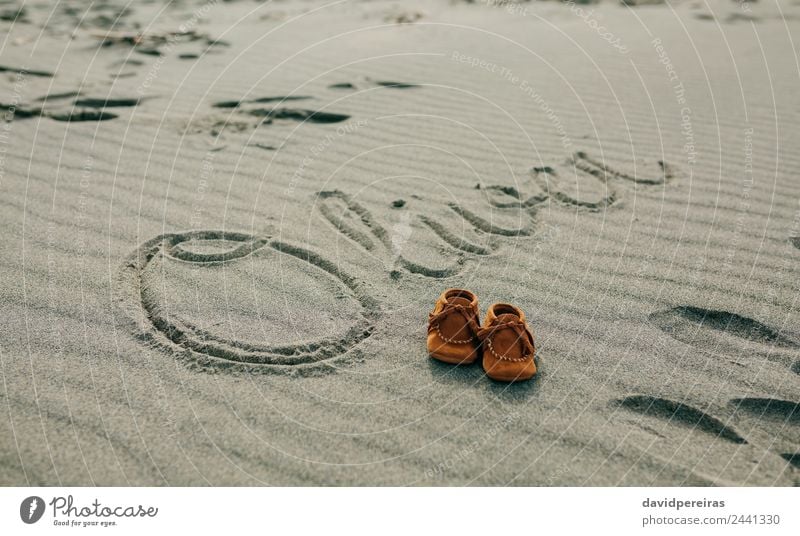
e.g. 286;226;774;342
483;368;536;382
429;352;479;365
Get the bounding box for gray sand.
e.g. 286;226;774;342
1;0;799;485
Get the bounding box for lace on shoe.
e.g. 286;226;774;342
477;318;535;362
427;302;480;344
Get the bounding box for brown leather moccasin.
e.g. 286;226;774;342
427;288;482;365
478;303;537;382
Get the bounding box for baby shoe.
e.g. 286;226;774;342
427;288;481;364
478;303;537;382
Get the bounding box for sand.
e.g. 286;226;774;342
1;0;799;486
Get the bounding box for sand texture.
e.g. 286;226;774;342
1;0;799;485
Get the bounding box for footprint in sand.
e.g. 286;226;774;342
213;96;350;124
730;397;799;425
616;395;748;444
644;306;800;472
729;398;800;468
0;64;53;77
649;305;800;372
327;78;420;91
117;230;378;374
89;28;228;59
189;96;350;139
615;394;799;481
1;93;139;122
73;97;141;108
213;95;313;108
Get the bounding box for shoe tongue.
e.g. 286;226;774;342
447;296;473;308
495;313;521;325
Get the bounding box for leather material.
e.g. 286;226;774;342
427;289;481;364
479;303;537;382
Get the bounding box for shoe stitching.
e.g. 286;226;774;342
427;302;479;345
478;319;535;362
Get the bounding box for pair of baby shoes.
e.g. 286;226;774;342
426;288;537;382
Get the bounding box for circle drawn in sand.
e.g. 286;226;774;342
118;230;378;374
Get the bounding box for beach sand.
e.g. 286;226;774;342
1;0;799;485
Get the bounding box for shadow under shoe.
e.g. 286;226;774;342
427;289;481;365
479;303;537;382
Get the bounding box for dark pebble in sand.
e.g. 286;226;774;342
391;199;405;208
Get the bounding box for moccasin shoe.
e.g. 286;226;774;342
479;303;537;382
427;289;481;364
